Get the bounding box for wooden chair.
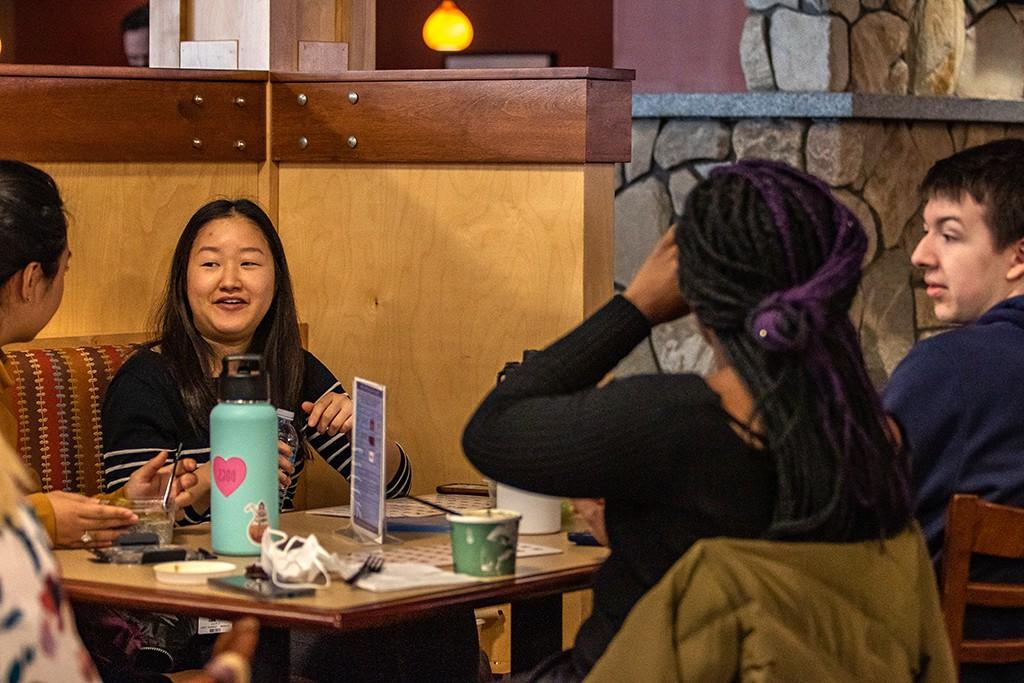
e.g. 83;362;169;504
941;494;1024;668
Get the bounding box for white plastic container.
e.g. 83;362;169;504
495;483;562;534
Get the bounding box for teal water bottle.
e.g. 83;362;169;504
210;354;278;555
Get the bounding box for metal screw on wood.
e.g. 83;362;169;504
347;91;358;104
192;138;203;149
298;136;309;149
233;97;246;107
297;93;308;106
347;136;357;148
193;94;204;105
235;140;247;151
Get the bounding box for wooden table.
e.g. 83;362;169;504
56;511;608;675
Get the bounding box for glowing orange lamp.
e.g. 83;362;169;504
422;0;474;52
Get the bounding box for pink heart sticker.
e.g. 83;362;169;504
213;456;247;498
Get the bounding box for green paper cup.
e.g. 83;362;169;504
447;508;521;577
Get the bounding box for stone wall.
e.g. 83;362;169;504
613;110;1024;385
610;0;1024;382
741;0;1024;99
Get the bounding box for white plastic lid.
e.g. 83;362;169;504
276;408;295;420
153;560;238;585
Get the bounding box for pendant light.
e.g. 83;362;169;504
422;1;474;52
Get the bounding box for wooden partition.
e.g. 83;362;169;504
278;162;611;486
1;64;630;670
0;64;632;495
272;68;629;490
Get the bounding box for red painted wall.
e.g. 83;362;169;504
615;0;747;93
5;0;748;93
376;0;613;70
13;0;145;66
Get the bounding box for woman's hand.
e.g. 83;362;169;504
301;392;353;436
623;227;691;326
49;491;136;548
278;440;296;489
186;462;213;517
124;450;200;509
571;498;608;546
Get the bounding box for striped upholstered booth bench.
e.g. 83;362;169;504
5;334;144;496
4;325;313;500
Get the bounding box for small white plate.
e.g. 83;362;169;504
153;560;238;585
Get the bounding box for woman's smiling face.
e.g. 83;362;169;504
186;215;275;350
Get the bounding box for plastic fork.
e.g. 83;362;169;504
345;554;385;585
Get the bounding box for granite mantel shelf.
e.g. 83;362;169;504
633;92;1024;123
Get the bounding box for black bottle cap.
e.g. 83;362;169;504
218;354;269;401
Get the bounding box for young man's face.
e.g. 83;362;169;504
914;192;1024;324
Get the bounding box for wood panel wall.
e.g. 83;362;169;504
278;163;613;492
19;159;613;496
29;162;260;338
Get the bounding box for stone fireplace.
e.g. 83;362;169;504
613;0;1024;385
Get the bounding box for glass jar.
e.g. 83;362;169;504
125;497;175;545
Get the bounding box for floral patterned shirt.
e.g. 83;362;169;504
1;504;98;682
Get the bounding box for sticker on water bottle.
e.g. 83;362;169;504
244;500;271;546
213;456;247;497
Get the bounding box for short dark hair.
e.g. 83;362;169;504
0;160;67;286
677;160;911;542
919;138;1024;250
121;4;149;33
155;199;304;432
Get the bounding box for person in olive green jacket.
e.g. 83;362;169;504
587;526;954;682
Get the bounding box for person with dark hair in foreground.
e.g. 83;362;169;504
0;160;251;683
0;159;200;550
884;139;1024;683
463;160;921;681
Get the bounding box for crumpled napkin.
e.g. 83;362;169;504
325;556;480;592
259;530;480;593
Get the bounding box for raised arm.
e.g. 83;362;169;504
286;352;411;508
462;294;731;501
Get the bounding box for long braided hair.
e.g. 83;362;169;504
676;160;911;541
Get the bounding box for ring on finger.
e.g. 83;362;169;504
80;531;93;545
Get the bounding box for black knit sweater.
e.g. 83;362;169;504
462;295;776;677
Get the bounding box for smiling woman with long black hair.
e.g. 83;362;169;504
101;199;411;525
95;198;483;682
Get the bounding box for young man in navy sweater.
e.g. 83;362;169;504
883;139;1024;682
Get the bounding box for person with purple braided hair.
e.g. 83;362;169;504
462;159;936;682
